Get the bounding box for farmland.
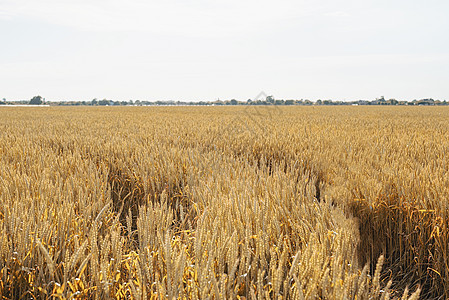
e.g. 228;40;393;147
1;106;448;299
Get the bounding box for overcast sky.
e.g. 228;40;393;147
1;0;448;102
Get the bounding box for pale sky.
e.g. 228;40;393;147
1;0;448;102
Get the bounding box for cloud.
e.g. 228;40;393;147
0;0;310;37
323;11;350;17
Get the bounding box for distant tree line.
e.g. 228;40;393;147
0;95;447;106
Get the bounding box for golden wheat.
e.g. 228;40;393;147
1;106;447;299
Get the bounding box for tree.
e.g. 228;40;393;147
387;99;398;105
303;99;313;105
266;95;275;104
98;99;110;106
376;96;386;105
274;99;284;105
230;99;238;105
29;96;43;105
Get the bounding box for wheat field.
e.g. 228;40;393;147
1;106;448;299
